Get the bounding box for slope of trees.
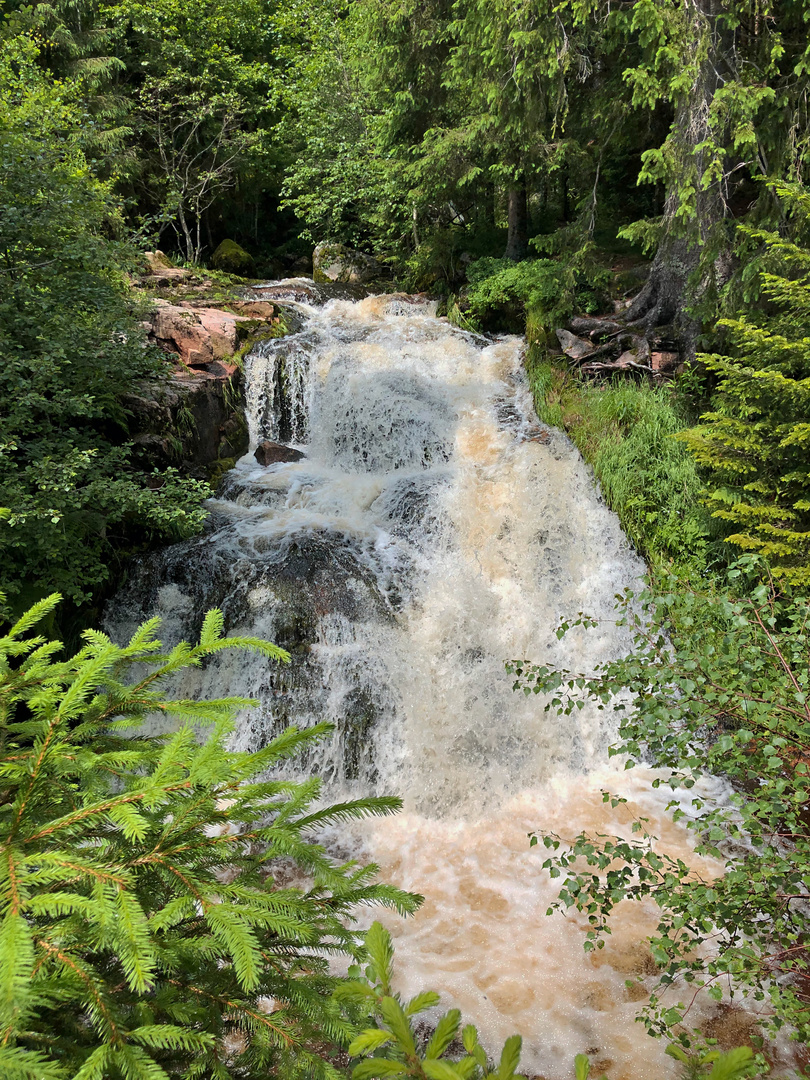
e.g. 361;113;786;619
0;38;209;619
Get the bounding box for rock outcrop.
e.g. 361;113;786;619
312;241;381;284
140;251;192;287
146;299;280;371
133;297;285;482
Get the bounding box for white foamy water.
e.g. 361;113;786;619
106;289;763;1077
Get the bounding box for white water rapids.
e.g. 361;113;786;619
107;289;752;1078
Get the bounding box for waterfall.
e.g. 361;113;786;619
106;288;731;1079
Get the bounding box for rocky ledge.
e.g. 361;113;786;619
128;253;288;483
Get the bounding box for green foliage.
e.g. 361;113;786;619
105;0;281;263
0;41;208;612
665;1043;756;1080
277;0;409;252
510;564;810;1049
0;596;418;1080
678;182;810;587
527;358;709;566
339;921;528;1080
459;256;610;338
342;924;754;1080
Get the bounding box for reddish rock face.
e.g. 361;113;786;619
148;302;251;367
651;350;680;373
228;301;279;319
254;441;306;466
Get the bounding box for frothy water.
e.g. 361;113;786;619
106;289;755;1077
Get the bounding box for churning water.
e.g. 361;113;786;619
107;288;746;1078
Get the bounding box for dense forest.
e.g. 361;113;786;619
2;0;810;1077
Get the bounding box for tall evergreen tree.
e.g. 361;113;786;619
678;182;810;586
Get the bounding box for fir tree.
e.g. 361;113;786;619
0;595;417;1080
679;182;810;587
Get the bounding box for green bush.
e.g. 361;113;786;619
0;595;417;1080
459;256;610;338
340;922;756;1080
678;181;810;588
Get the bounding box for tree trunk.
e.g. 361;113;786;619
503;179;528;261
176;203;195;264
625;0;733;357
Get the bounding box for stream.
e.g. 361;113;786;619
107;285;739;1079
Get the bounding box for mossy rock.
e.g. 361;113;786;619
211;239;255;276
208;456;236;490
312;241;380;284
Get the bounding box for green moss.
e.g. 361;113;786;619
208;456;236;489
211;239;256;276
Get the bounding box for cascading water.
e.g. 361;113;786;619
107;288;741;1078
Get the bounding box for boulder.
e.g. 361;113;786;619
254;441;306;466
312;241;380;284
556;329;594;360
290;255;312;274
124;368;249;480
147;301;272;367
142;250;190;286
211;239;256;276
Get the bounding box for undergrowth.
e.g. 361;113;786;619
527;352;713;569
451;256;611;338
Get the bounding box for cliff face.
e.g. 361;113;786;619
127;282;287;483
124;367;249;483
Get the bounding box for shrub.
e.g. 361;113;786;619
340;923;756;1080
0;595;417;1080
678;181;810;588
0;41;209;613
460;255;610;338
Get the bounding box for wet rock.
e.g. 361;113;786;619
124;369;248;480
313;241;381;284
106;532;395;783
254;440;306;466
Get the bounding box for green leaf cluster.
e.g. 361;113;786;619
339;921;527;1080
0;597;418;1080
342;924;754;1080
0;41;209;613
